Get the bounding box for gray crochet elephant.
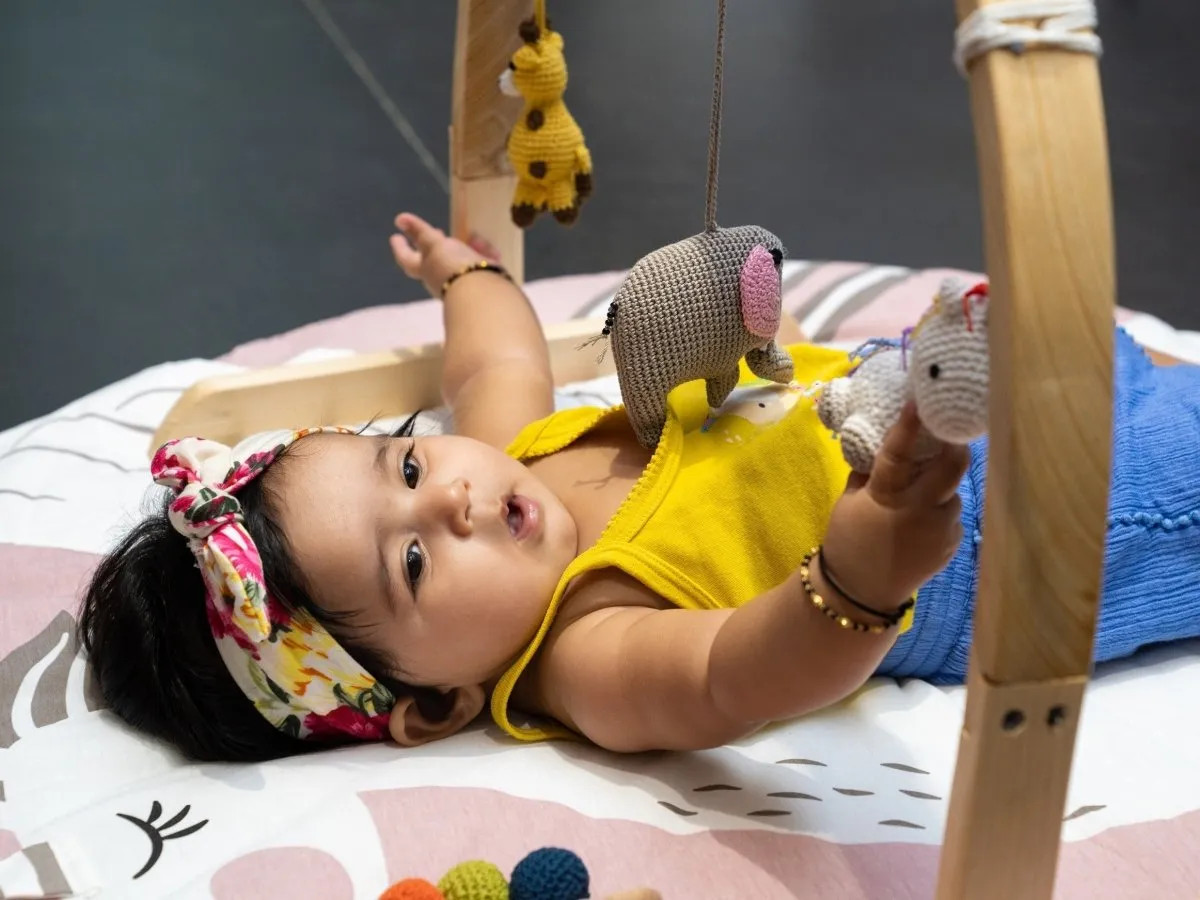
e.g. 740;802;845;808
602;226;793;448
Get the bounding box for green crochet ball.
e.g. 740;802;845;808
438;861;510;900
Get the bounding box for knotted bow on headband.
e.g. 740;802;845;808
151;427;395;741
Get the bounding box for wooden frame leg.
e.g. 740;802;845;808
936;3;1115;897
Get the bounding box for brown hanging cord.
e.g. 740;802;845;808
704;0;727;234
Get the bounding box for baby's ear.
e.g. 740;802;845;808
387;685;485;746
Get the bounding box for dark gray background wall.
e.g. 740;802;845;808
2;1;1196;429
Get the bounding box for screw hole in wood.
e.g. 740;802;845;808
1002;709;1025;732
1047;705;1068;728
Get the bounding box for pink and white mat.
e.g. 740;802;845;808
2;261;1198;899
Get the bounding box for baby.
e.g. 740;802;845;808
79;213;1200;761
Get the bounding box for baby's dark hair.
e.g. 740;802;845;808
78;416;453;762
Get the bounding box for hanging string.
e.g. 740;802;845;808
704;0;727;233
534;0;547;33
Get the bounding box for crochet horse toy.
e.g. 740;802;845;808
817;277;991;473
499;17;593;228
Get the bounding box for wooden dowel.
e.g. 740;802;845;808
449;0;530;282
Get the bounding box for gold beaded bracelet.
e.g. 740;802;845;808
799;549;891;635
440;261;513;298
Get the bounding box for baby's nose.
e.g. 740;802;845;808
436;478;472;537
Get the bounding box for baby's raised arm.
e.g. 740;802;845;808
391;212;554;448
538;405;969;752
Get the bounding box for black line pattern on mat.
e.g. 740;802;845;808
881;762;931;775
880;819;926;830
117;801;209;878
0;445;140;473
0;489;64;502
658;801;699;817
12;412;154;448
114;386;192;411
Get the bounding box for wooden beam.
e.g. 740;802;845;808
936;3;1115;898
449;0;530;282
149;318;613;453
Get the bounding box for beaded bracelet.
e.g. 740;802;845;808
800;549;901;635
817;546;915;626
440;261;513;298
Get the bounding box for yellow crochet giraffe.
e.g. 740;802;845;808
499;14;592;228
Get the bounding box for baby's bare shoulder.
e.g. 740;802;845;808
557;567;672;626
523;583;741;752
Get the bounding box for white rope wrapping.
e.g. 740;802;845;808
954;0;1101;76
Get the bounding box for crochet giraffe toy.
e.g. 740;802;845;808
499;15;593;228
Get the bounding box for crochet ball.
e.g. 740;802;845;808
510;848;590;900
438;861;510;900
380;879;446;900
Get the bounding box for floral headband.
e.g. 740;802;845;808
151;428;395;742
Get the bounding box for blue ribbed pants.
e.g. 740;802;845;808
878;327;1200;683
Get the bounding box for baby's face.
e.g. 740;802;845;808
273;431;578;691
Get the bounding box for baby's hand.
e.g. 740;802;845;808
821;402;969;610
390;212;499;297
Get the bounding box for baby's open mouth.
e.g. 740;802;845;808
505;495;538;540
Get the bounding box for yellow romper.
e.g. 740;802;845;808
491;344;858;742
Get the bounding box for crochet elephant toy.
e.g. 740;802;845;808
817;276;991;473
498;18;593;228
600;226;794;449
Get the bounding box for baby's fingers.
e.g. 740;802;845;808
917;442;971;505
389;233;423;279
868;402;924;499
394;212;444;254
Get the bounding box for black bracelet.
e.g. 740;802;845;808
816;546;915;626
440;261;512;298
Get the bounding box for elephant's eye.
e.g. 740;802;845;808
508;61;517;71
929;364;941;379
769;248;783;267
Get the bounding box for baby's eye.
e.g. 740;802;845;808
404;542;424;588
402;444;421;487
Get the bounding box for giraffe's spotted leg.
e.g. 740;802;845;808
512;204;538;227
553;203;580;225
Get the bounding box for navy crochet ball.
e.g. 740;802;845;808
510;847;590;900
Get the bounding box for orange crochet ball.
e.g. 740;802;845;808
380;878;446;900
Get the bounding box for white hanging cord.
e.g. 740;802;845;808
954;0;1101;76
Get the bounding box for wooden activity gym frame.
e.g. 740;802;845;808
153;2;1116;897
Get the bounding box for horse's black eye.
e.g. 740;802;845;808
508;61;516;71
769;248;783;266
929;364;941;379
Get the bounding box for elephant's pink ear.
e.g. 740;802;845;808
739;244;781;339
